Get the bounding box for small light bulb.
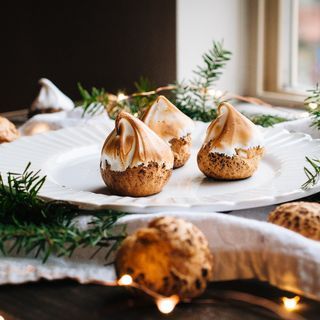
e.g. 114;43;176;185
208;89;223;99
117;93;127;102
156;295;179;314
118;274;133;286
282;296;300;311
309;102;318;110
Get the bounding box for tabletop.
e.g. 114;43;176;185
0;110;319;320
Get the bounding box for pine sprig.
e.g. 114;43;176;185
245;114;288;127
173;41;232;120
77;83;109;116
305;84;320;129
0;163;126;262
302;157;320;190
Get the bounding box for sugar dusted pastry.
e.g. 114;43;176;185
100;111;174;197
29;78;74;117
141;95;194;168
268;202;320;241
197;102;264;180
0;116;20;143
115;216;213;299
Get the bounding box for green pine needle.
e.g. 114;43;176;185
173;41;232;120
246;114;288;127
0;163;126;263
305;84;320;129
302;157;320;190
77;83;109;116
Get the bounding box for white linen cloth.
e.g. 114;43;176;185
1;103;320;301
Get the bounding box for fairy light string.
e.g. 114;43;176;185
95;274;305;319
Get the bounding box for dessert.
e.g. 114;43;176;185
197;102;264;180
115;216;213;299
268;202;320;241
29;78;74;117
141;95;194;168
0;116;20;143
100;111;174;196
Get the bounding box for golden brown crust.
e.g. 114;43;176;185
115;216;213;299
268;202;320;240
0;116;20;143
197;143;264;180
100;161;172;197
169;134;192;169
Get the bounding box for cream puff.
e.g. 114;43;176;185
29;78;74;117
141;95;194;168
0;116;20;143
100;111;174;196
115;216;213;299
268;202;320;241
197;102;264;180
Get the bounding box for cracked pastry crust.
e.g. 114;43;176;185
169;134;192;169
115;216;213;299
100;161;172;197
268;202;320;240
0;116;20;143
197;144;264;180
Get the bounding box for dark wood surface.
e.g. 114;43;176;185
0;279;319;320
0;0;176;112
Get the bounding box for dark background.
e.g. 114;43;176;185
1;0;176;112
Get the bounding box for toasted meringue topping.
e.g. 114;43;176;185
141;95;194;142
0;116;19;143
30;78;74;112
101;112;174;172
204;102;264;156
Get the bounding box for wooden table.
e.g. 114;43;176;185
0;279;319;320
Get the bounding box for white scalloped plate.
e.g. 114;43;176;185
0;122;319;213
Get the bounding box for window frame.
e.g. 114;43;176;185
248;0;307;108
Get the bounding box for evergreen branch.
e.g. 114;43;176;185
173;40;232;119
306;84;320;129
77;83;109;116
0;163;126;262
302;157;320;190
245;114;288;127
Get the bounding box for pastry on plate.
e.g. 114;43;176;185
141;95;194;168
0;116;20;143
268;202;320;241
29;78;74;117
197;102;264;180
100;111;174;197
115;216;213;299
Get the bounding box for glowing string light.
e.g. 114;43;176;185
117;274;133;286
156;295;179;314
308;102;318;110
282;296;300;311
117;93;128;102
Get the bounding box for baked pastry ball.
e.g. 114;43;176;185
115;216;213;299
0;116;20;143
100;111;174;197
268;202;320;241
141;95;194;168
197;102;264;180
29;78;74;117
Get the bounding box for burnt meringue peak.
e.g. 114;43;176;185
29;78;74;117
100;111;174;197
0;116;20;143
197;102;264;180
141;95;195;168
